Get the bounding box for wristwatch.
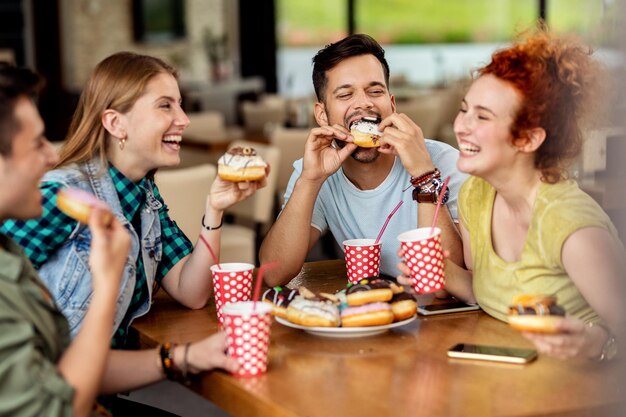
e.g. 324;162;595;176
589;322;618;362
413;176;450;204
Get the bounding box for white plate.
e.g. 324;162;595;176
275;315;417;338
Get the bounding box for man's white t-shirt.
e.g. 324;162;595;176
282;139;467;276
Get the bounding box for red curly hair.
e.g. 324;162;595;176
479;28;602;183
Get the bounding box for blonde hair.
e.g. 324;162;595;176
58;52;177;169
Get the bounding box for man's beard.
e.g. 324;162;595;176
334;139;380;163
350;146;380;163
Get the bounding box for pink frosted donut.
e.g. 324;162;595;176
57;188;112;225
340;302;394;327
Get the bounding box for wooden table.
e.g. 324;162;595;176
132;260;625;417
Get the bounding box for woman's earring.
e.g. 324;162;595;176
119;137;126;150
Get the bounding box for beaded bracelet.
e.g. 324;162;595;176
159;342;178;380
410;168;440;188
201;214;223;231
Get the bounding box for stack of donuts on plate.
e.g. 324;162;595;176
262;277;417;327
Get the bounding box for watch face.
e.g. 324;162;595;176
413;176;450;204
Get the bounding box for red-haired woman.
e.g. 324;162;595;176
401;29;624;362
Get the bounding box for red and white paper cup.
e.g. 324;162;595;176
397;227;445;294
211;263;254;327
343;238;382;284
222;301;273;377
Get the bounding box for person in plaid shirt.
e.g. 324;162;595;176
2;52;266;348
0;61;241;417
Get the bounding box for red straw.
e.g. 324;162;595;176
199;234;221;270
375;200;404;244
253;261;279;311
429;176;451;236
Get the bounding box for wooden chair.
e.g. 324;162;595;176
155;164;256;264
269;126;309;209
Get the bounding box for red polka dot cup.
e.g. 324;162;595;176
397;227;445;294
343;238;382;284
222;301;273;377
211;263;254;327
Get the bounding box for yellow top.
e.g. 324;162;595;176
459;176;621;323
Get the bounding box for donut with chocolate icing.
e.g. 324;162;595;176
217;146;267;182
345;277;393;306
341;302;394;327
390;292;417;321
349;116;382;148
507;294;566;333
286;295;340;327
262;286;299;319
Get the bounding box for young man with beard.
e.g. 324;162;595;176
260;34;467;286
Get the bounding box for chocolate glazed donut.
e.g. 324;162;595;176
507;294;566;333
345;277;393;306
262;286;298;319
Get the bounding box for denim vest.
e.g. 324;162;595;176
38;157;163;337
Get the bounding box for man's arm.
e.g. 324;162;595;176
260;125;356;286
379;113;465;297
259;177;323;285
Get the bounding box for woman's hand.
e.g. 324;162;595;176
396;247;450;298
185;332;239;374
209;165;269;211
88;209;131;294
521;317;608;361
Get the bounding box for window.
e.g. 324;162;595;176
132;0;186;43
277;0;347;47
356;0;537;44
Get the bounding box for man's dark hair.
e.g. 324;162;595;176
312;34;390;102
0;62;43;156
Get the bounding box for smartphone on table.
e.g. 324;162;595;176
447;343;538;364
417;300;480;315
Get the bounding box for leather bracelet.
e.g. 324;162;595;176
201;214;223;231
159;342;178;380
410;168;440;187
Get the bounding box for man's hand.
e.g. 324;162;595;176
301;124;357;182
185;332;240;374
378;113;435;177
88;209;131;295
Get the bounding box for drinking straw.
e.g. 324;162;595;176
199;234;221;270
375;200;404;244
253;261;280;311
429;176;451;236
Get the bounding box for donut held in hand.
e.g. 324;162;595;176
217;146;267;182
349;116;382;148
56;188;113;226
507;294;565;333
